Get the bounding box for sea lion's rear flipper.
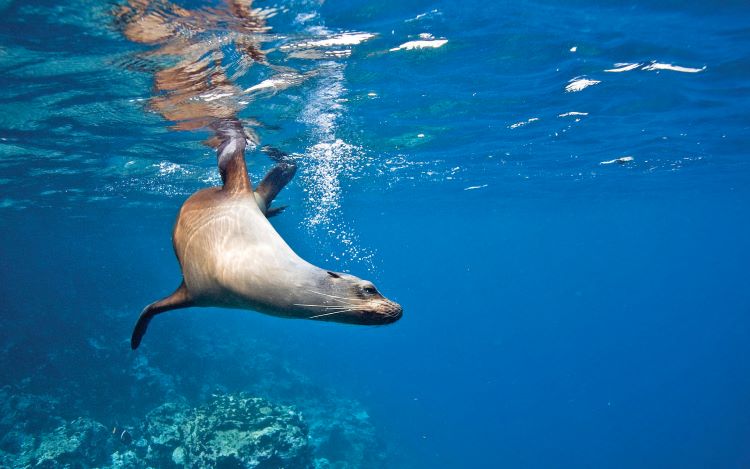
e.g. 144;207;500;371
131;282;192;350
211;119;252;193
254;146;297;216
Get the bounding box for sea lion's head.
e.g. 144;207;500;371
303;270;402;325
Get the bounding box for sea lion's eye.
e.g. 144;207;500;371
363;286;377;295
327;271;340;279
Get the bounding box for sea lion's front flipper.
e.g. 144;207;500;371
254;146;297;216
265;206;288;218
131;282;192;350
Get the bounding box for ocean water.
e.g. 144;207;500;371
1;0;749;467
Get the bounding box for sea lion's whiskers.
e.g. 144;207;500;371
304;289;353;300
293;303;354;309
308;309;356;319
305;289;362;304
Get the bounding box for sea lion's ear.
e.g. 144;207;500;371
131;282;192;350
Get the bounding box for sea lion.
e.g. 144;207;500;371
131;119;402;349
117;1;402;348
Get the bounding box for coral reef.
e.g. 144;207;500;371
0;308;388;468
0;391;310;468
0;388;115;468
140;394;311;468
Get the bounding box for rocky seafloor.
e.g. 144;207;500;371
0;308;388;468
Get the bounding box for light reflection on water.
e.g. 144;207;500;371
0;0;394;263
0;0;747;237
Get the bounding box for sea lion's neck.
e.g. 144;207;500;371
233;261;331;318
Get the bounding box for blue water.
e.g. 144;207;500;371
1;0;749;467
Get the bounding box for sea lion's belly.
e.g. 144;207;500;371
172;189;303;309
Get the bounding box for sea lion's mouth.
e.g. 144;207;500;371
357;300;403;325
380;301;403;323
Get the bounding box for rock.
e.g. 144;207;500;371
143;400;191;449
300;397;386;469
171;445;186;465
0;386;64;436
0;391;146;468
110;449;147;468
20;417;113;468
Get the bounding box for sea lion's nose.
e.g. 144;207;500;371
381;302;402;324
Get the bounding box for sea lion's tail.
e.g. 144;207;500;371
131;282;192;350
